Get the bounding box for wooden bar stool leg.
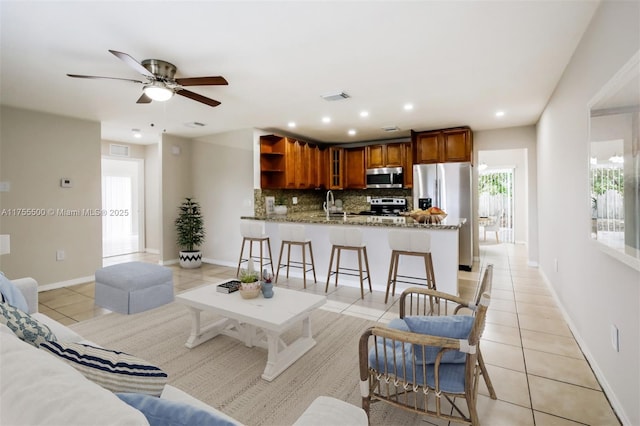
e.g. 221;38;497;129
275;241;286;283
308;241;317;283
357;248;365;299
334;247;342;288
301;242;307;289
266;238;274;276
362;246;372;293
236;238;247;277
391;252;400;298
286;242;292;279
325;246;336;293
384;251;396;303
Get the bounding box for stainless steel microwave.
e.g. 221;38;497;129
366;167;404;189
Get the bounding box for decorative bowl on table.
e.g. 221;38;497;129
239;281;262;299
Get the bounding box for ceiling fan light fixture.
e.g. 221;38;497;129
143;82;174;102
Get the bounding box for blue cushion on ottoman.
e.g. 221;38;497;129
95;262;174;314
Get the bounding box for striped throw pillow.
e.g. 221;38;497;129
39;341;167;396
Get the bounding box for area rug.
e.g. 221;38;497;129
70;301;422;425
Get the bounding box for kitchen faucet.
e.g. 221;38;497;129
325;190;334;220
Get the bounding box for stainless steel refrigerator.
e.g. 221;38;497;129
413;163;474;271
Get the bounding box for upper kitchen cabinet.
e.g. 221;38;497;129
411;127;473;164
366;143;404;168
284;137;299;188
403;142;413;188
344;147;366;189
259;134;286;189
328;146;344;190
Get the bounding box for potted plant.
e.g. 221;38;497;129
175;197;205;269
238;266;261;299
274;194;288;215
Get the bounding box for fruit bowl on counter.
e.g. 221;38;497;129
404;207;447;224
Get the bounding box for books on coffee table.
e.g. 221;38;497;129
217;279;241;293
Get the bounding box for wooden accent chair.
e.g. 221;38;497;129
358;265;495;425
399;264;497;399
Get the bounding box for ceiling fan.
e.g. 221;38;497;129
67;50;228;107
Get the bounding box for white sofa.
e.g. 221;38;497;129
1;277;368;426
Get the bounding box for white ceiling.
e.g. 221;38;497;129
0;1;599;146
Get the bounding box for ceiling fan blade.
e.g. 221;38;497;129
177;89;221;107
175;76;228;86
67;74;144;84
136;93;152;104
108;50;154;78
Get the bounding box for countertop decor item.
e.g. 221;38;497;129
261;269;274;298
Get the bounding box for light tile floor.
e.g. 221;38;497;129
39;244;621;425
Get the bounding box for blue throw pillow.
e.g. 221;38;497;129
0;273;29;312
403;315;474;364
116;393;237;426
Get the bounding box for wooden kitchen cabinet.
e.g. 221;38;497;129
366;143;404;168
344;147;366;189
285;137;299;188
403;142;413;188
259;134;286;189
411;127;473;164
328;146;344;189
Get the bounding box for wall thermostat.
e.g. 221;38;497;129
60;178;72;188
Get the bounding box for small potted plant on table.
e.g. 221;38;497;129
238;264;261;299
175;197;205;269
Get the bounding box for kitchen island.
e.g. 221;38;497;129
240;212;465;297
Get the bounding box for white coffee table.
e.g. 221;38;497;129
175;281;326;381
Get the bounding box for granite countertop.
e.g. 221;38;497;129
241;211;466;230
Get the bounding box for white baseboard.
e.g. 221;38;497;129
538;269;627;425
202;258;237;268
38;275;95;292
145;248;160;254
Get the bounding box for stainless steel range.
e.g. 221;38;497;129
363;197;408;216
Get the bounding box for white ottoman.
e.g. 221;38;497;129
95;262;174;314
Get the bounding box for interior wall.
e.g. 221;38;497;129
473;125;538;264
536;2;640;424
160;134;192;263
144;144;160;254
192;128;256;266
0;106;102;286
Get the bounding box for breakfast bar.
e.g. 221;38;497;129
240;212;465;297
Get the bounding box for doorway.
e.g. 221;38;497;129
478;168;515;243
101;158;144;257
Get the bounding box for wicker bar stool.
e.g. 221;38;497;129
236;221;274;277
384;230;436;303
325;227;372;299
275;224;317;288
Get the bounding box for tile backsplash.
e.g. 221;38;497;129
254;188;412;216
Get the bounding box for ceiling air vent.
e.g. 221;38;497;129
184;121;206;128
109;144;130;157
382;125;400;132
321;91;350;101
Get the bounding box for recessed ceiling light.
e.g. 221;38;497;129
322;116;331;124
288;121;296;128
348;129;357;136
495;110;505;117
403;103;414;111
132;129;142;138
360;111;369;118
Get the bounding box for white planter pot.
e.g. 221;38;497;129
179;251;202;269
274;205;288;215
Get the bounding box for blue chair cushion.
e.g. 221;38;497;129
367;315;474;394
116;393;237;426
403;315;474;364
